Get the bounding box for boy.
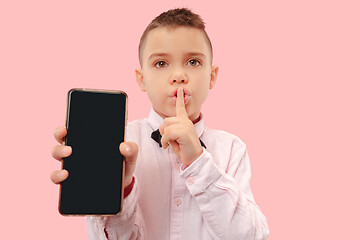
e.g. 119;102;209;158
51;8;269;240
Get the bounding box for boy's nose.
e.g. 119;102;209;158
171;72;188;84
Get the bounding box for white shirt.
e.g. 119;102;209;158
86;109;269;240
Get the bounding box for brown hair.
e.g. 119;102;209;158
138;8;213;66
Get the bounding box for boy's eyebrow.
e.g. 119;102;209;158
184;52;206;58
148;53;171;60
148;52;206;60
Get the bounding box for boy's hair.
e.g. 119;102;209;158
138;8;213;67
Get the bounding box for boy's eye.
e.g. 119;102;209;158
187;59;201;67
154;61;168;68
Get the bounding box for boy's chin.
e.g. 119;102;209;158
153;107;176;119
154;106;200;122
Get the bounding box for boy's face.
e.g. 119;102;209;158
136;26;218;122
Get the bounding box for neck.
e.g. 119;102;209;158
190;113;201;124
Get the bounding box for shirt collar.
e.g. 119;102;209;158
147;108;205;138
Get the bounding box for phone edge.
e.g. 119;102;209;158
58;88;128;217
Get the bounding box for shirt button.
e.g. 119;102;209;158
175;198;182;206
186;177;194;185
175;161;181;170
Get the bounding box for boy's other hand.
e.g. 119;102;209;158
50;126;138;188
159;87;203;167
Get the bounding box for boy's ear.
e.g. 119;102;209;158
135;68;146;91
209;65;219;89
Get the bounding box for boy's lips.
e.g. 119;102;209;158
170;87;191;105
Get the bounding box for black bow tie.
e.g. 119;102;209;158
151;129;206;149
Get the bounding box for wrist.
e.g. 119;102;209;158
124;175;134;188
123;176;135;198
183;147;203;167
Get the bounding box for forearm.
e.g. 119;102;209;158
180;149;269;240
85;178;145;240
192;174;269;240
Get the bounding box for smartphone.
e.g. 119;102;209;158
59;88;128;216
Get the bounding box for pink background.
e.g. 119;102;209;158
1;0;359;239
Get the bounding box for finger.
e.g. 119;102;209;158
176;87;188;118
159;124;164;136
54;126;67;144
160;130;180;152
160;125;182;149
120;142;138;163
161;128;180;154
169;140;180;152
163;117;179;128
160;129;170;149
120;142;138;186
159;124;171;149
50;169;69;184
52;145;72;161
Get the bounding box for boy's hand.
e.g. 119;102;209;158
120;142;138;187
50;126;138;188
159;87;203;167
50;126;70;184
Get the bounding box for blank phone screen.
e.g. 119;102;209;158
59;89;127;215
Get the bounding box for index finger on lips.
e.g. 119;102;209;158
176;87;187;118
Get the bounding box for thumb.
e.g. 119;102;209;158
120;142;138;187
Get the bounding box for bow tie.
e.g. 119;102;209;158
151;129;206;149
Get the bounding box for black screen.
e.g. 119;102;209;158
59;89;127;215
